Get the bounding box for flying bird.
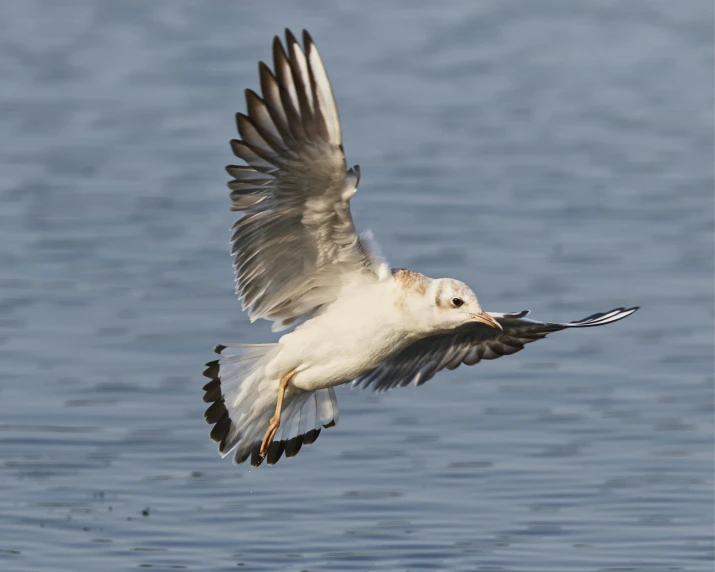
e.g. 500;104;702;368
202;30;638;467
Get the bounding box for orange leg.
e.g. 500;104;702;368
259;368;296;458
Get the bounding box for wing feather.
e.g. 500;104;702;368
353;307;639;392
227;30;386;329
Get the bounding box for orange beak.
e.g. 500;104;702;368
470;312;503;331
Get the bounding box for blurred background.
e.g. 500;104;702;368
0;1;713;570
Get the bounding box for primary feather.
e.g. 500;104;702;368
352;308;639;392
228;30;384;330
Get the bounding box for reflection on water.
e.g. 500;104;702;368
0;0;713;570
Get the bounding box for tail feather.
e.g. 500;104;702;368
299;392;317;437
202;344;339;467
202;343;278;458
259;388;338;465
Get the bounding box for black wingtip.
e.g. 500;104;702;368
570;306;639;327
235;111;248;133
272;35;284;57
258;60;273;78
285;28;298;47
302;30;314;48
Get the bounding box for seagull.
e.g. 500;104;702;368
202;29;638;467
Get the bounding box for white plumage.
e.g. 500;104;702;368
202;30;638;467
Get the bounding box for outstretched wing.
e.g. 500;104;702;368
228;29;386;330
352;307;639;392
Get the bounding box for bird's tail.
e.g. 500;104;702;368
202;343;339;466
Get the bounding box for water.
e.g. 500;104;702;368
0;1;713;570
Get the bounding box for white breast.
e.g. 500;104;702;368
273;279;416;391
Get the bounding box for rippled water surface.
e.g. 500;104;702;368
1;1;713;570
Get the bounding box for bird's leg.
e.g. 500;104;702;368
259;368;296;458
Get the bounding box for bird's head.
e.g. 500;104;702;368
428;278;502;333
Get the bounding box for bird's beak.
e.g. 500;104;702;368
471;311;503;331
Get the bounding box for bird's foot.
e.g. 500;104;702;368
260;416;280;458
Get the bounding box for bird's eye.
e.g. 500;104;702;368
451;297;464;308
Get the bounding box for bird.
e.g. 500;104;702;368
202;29;638;467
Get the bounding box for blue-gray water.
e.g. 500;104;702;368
1;1;713;570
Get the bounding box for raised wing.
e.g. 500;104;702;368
228;30;385;330
352;307;639;392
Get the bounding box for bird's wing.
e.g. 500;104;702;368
352;307;639;392
228;30;387;330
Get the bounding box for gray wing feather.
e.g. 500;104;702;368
228;30;382;328
352;307;639;392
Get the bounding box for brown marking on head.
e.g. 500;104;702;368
432;278;480;313
391;268;429;297
434;279;447;308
